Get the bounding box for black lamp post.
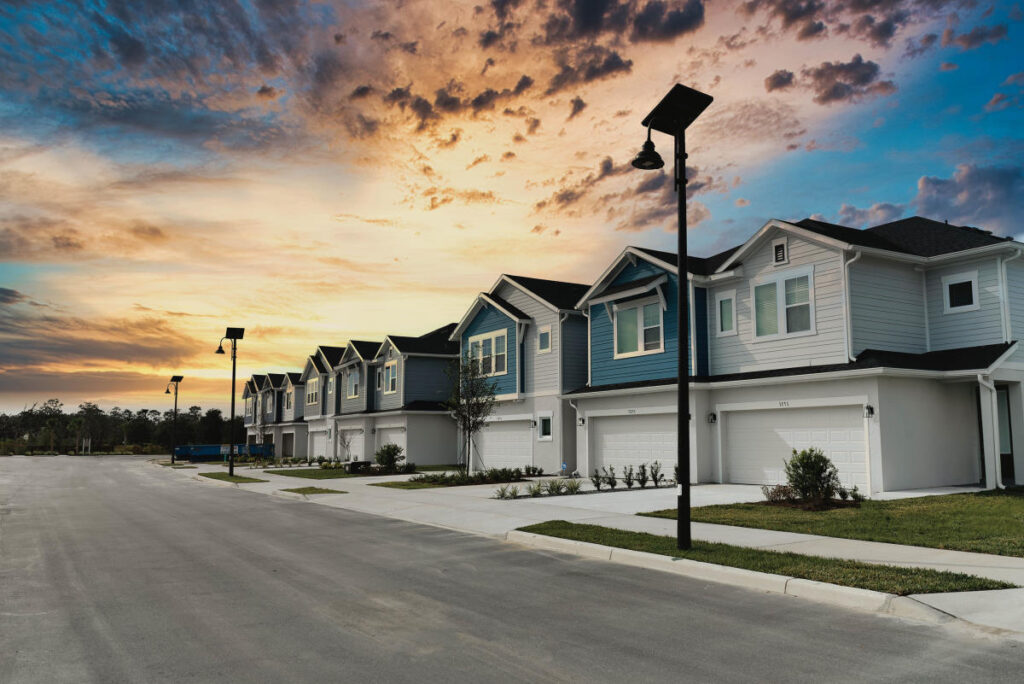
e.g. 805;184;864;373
631;84;712;550
165;375;183;464
216;327;245;476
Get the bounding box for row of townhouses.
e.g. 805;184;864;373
246;216;1024;495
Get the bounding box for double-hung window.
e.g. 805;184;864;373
245;397;254;417
306;377;319;405
752;266;814;340
383;361;398;394
468;330;508;376
327;376;334;395
347;369;360;398
613;297;663;358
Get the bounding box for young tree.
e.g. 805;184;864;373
444;355;497;474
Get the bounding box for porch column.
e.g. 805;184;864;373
1008;383;1024;486
978;378;1000;489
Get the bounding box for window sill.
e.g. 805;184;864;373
613;347;665;360
943;304;980;315
751;328;817;343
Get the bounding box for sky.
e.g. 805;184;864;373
0;0;1022;413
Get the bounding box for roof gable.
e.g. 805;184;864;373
451;292;529;340
316;345;346;368
497;274;590;311
576;246;678;308
383;323;459;356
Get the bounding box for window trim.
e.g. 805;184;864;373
771;237;788;266
750;265;816;343
305;376;319;405
612;295;664;360
467;329;509;377
346;368;360;398
536;411;553;442
383;360;398;394
942;270;980;314
715;289;737;338
376;368;382;390
285;391;292;410
537;324;552;354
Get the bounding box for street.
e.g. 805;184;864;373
0;456;1020;683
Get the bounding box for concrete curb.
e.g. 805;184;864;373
505;530;955;626
190;474;239;489
272;490;309;501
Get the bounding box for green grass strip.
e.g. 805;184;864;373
200;472;267;484
641;489;1024;558
519;521;1014;596
369;481;441;490
264;468;353;479
281;486;347;495
172;465;197;469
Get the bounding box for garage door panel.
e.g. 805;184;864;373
310;432;327;459
724;406;866;487
592;414;676;473
474;421;531;470
378;428;406;454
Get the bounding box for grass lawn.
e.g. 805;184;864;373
264;468;353;480
369;481;440;490
520;521;1013;595
200;472;267;484
281;486;347;495
415;464;461;472
641;489;1024;557
172;465;197;469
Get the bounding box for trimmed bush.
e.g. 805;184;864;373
784;447;841;509
375;443;404;470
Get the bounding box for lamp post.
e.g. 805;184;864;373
216;327;245;476
165;375;183;464
630;84;712;550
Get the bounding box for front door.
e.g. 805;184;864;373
997;387;1016;485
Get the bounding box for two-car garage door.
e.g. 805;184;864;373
591;414;676;473
723;405;867;488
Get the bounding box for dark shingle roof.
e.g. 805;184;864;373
318;345;346;367
503;274;591;310
591;273;665;300
487;293;529;320
265;373;285;389
634;245;741;276
793;218;897;251
286;372;303;385
865;217;1013;257
348;340;381;360
390;323;459;355
634;246;677;266
309;354;328;373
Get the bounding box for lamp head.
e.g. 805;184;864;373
631;122;664;171
215;343;225;355
165;387;171;395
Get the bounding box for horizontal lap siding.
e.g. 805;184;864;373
340;363;369;414
495;284;559;396
1008;262;1024;362
709;233;847;374
561;316;588;392
850;256;926;355
404;357;453;403
376;343;404;411
461;303;518;395
926;257;1003;351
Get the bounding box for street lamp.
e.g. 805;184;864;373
631;84;712;550
165;375;183;464
216;327;245;476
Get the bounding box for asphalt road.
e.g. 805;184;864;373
1;456;1021;683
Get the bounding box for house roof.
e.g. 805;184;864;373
250;373;268;390
285;372;303;385
387;323;459;356
349;340;381;360
265;373;285;389
487;293;529;320
590;273;665;301
317;345;346;367
502;274;590;310
309;354;328;374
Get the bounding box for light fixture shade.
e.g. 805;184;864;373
165;388;171;394
631;139;664;170
215;344;225;354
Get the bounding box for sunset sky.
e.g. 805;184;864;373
1;0;1022;413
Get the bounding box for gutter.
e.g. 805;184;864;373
977;374;1003;490
843;251;862;362
1000;249;1023;342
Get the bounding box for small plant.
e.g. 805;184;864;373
316;456;325;465
375;443;404;471
495;484;512;499
564;478;583;495
590;469;603;491
507;485;519;498
838;486;850;501
545;479;566;496
650;461;664;487
636;463;649;489
623;465;635;489
512;467;523;480
527;481;544;497
784;447;841;509
602;465;617;490
761;483;797;503
849;485;866;503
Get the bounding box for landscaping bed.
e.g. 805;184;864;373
281;486;347;495
371;467;535;490
519;521;1015;595
200;472;267;484
641;489;1024;557
264;468;356;480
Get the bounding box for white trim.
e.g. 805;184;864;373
496;275;560;312
583;405;676;418
771;237;789;266
536;411;553;441
941;269;980;314
305;376;320;405
537;324;552;354
612;295;665;359
715;288;737;337
561;384;677;400
383;360;398;394
346;368;360;399
468;329;509;377
750;264;816;342
688;279;696;374
715;395;869;413
842;251;861;361
483;413;533;422
717;219;848;272
575;246;678;309
588;274;669;306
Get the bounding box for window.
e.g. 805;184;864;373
306;376;319;405
772;237;788;266
752;266;815;340
942;271;979;313
285;391;292;410
538;325;551;353
245;397;254;417
716;290;736;337
613;298;663;358
347;369;360;398
383;361;398;394
327;376;334;395
537;413;552;441
468;330;508;376
376;368;382;390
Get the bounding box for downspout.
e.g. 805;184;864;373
1000;249;1023;343
977;374;1003;489
844;251;863;361
569;399;583;477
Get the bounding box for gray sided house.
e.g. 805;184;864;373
332;339;383;462
243;374;267;445
299;345;346;460
275;372;307;458
451;274;590;474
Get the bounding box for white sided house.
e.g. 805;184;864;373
568;217;1024;494
451;275;590;474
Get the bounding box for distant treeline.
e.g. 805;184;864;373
0;399;243;456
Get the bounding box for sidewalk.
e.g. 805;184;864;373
177;461;1024;634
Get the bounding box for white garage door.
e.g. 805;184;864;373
338;429;364;461
377;427;406;456
724;406;866;487
473;421;532;470
310;431;327;459
592;414;676;474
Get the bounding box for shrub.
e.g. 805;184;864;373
650;461;664;487
495;484;513;500
849;485;866;503
507;485;519;499
784;447;840;508
623;465;635;489
316;456;325;465
527;481;544;497
636;463;649;489
407;467;523;487
564;478;583;495
545;479;566;496
602;466;617;490
376;443;404;470
838;486;850;501
590;469;603;491
761;484;797;504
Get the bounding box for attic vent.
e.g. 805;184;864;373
772;238;788;265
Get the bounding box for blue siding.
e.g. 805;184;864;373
590;264;679;387
461;303;518;395
692;287;708;376
405;357;454;403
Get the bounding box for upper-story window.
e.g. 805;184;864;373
306;376;319;405
942;270;979;314
376;368;382;390
245;397;254;417
716;290;737;337
285;391;292;410
752;266;815;340
538;325;551;354
383;360;398;394
772;237;788;266
613;297;663;359
469;330;508;376
347;369;360;398
327;376;335;395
